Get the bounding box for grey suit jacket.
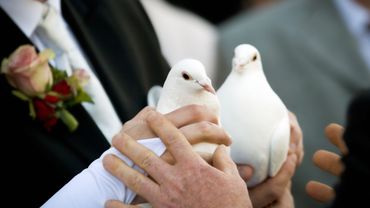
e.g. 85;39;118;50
218;0;370;207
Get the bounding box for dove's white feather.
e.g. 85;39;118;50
217;44;290;187
147;85;163;108
156;59;220;155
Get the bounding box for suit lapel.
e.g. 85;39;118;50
0;7;109;162
290;0;370;90
62;0;170;122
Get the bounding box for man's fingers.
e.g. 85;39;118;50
133;106;156;120
165;105;219;127
180;121;232;146
249;154;297;208
325;123;348;154
112;132;170;181
147;110;196;162
271;154;297;186
160;120;230;165
237;165;254;181
105;200;141;208
305;181;335;203
288;111;304;165
102;154;159;201
212;145;239;175
313;150;344;176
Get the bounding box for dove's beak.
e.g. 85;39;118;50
198;81;216;94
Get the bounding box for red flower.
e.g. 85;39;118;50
52;80;71;96
44;95;60;104
34;99;55;121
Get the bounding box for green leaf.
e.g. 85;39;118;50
76;90;94;103
12;90;30;101
1;58;9;73
65;89;94;107
29;101;36;119
59;109;79;132
51;68;68;84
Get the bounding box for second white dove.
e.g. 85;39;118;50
217;44;290;187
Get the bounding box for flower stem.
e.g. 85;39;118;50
59;109;78;132
29;101;36;119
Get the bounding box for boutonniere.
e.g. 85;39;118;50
1;44;93;132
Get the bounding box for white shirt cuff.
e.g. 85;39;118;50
42;138;166;208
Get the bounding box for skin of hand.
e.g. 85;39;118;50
103;109;253;208
122;105;232;204
236;111;302;208
121;105;232;164
305;123;347;203
263;181;294;208
248;154;297;208
288;111;304;165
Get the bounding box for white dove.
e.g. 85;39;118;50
156;58;220;155
217;44;290;187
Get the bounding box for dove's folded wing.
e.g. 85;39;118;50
268;113;290;176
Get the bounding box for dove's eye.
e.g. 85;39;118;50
252;55;257;61
182;72;192;80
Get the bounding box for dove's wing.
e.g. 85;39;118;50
147;85;163;108
268;113;290;176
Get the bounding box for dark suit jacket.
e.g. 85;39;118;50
0;0;169;206
331;90;370;207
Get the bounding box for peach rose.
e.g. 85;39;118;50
1;45;54;96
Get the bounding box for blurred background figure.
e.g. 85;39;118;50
218;0;370;207
141;0;282;80
140;0;218;80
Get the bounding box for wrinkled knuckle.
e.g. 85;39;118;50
143;106;155;113
122;121;133;131
198;121;213;136
166;134;180;146
112;132;122;144
145;109;162;124
140;152;154;169
130;174;143;192
112;132;128;148
189;105;218;123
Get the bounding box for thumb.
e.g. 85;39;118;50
213;145;238;175
237;165;254;181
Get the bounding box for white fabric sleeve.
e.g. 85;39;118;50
42;138;166;208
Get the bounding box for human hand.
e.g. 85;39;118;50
305;123;347;203
244;154;297;208
263;181;294;208
103;110;252;208
288;111;304;165
121;105;231;164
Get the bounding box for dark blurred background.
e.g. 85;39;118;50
165;0;279;24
